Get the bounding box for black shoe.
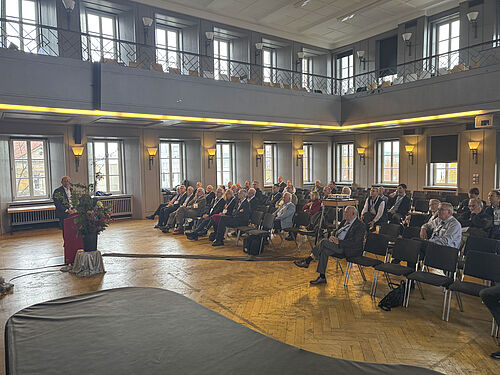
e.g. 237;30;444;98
230;232;238;237
212;240;224;247
154;224;160;229
294;259;309;268
310;276;327;285
198;231;208;237
161;227;170;233
490;351;500;359
146;215;155;220
209;232;217;242
187;233;198;241
391;259;401;264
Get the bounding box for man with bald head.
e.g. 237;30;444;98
53;176;76;234
294;206;366;285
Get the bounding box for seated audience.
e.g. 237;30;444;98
321;186;331;198
196;182;202;189
156;185;187;229
328;181;336;193
274;192;296;231
341;186;352;196
378;186;388;204
172;187;207;235
387;184;411;224
458;198;492;238
286;180;293;189
485;190;500;240
205;185;215;207
247;188;259;213
313;180;323;194
404;199;440;230
227;181;233;190
252;181;264;203
163;186;195;232
420;202;462;249
457;188;481;216
244;181;251;191
303;191;322;217
276;185;298;207
266;184;282;206
293;206;366;285
231;185;239;194
212;190;251;247
186;188;225;241
147;185;180;220
277;176;286;192
479;285;500;359
361;187;387;230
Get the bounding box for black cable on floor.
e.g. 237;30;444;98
9;269;62;282
0;264;65;271
102;253;300;261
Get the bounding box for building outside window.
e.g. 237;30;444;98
263;143;277;186
378;140;399;184
303;144;313;184
337;52;353;94
214;38;229;80
432;16;460;71
337;143;354;182
156;25;180;71
2;0;38;52
84;11;117;62
88;140;123;193
432;162;457;186
263;47;276;83
10;139;49;199
160;142;183;189
216;143;234;186
302;57;313;90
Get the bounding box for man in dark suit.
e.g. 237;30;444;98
172;187;207;235
479;285;500;359
252;181;263;203
387;184;411;224
205;185;215;207
267;184;282;206
157;185;187;229
212;189;251;246
293;206;366;285
148;186;180;220
277;176;286;192
164;186;195;231
458;198;493;238
247;188;259;213
485;190;500;240
53;176;75;234
186;188;225;240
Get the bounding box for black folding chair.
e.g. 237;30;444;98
413;199;429;213
280;211;309;249
379;223;401;240
344;233;389;287
247;213;276;252
402;226;421;239
235;210;264;246
406;242;459;321
459;236;498;269
371;238;421;296
447;251;500;323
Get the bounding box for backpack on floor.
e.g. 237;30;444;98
378;281;405;311
243;233;267;255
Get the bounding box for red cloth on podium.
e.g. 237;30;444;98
64;213;83;265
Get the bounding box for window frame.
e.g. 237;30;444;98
159;141;184;190
377;139;400;185
216;142;235;187
1;0;40;52
84;9;118;62
336;142;354;183
87;139;124;194
155;24;181;71
262;46;277;83
336;51;354;95
430;14;460;71
430;162;458;187
302;56;313;90
9;137;50;201
213;37;230;80
303;143;313;184
263;143;277;187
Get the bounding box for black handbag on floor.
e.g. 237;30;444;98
243;233;267;255
378;281;405;311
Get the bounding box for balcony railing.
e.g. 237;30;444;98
1;18;500;97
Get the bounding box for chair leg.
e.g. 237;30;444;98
236;230;241;246
370;270;379;296
446;289;452;321
344;262;352;286
416;281;425;300
358;265;367;282
455;292;464;312
404;280;411;308
491;319;499;337
336;259;344;273
280;233;285;248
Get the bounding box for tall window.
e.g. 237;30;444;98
263;143;276;187
160;142;183;189
433;16;460;71
263;47;276;83
85;11;117;62
88;140;123;193
10;139;49;199
432;162;457;186
156;26;180;71
303;144;313;184
302;57;313;90
337;143;354;182
214;38;229;80
2;0;38;52
378;140;399;184
216;143;234;186
337;52;353;94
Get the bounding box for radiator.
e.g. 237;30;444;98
10;210;58;226
97;195;133;217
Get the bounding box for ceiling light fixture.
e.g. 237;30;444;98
294;0;311;7
339;14;355;22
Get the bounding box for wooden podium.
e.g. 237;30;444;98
63;213;83;265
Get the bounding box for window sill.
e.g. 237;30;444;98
423;186;457;190
9;198;52;205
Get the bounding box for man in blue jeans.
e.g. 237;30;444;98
479;285;500;359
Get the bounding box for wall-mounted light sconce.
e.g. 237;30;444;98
61;0;75;29
147;147;157;170
402;32;412;56
468;141;480;164
256;148;264;167
205;31;214;52
356;50;366;70
255;42;264;61
207;148;216;168
142;17;153;42
296;149;304;166
296;51;306;68
467;11;479;39
405;145;415;165
72;145;84;172
357;147;366;165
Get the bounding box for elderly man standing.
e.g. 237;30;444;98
294;206;366;285
274;192;296;230
53;176;76;234
173;187;207;235
420;202;462;249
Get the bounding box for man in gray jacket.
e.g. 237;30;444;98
420;202;462;249
274;192;296;230
173;187;207;235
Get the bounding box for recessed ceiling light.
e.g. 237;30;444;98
339;14;355;22
294;0;311;8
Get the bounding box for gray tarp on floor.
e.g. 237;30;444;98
5;287;442;375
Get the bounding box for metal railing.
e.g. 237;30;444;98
2;18;500;96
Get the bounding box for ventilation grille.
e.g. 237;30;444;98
10;208;57;226
97;196;133;216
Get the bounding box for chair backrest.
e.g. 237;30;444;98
424;242;459;273
402;226;421;239
391;238;421;265
261;213;275;231
293;211;310;227
364;233;389;257
250;210;264;226
379;223;401;239
409;213;427;227
464;251;500;282
464;236;498;256
413;199;429;213
444;195;460;208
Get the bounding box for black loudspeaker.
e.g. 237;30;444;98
73;124;82;144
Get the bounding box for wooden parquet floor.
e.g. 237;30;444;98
1;219;500;374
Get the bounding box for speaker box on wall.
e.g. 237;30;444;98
73;124;82;145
